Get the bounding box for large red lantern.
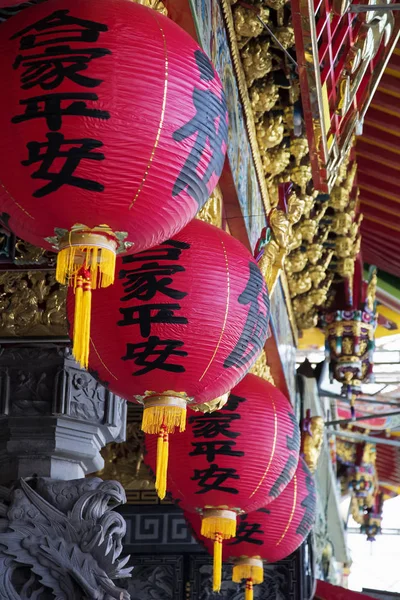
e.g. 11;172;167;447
185;458;316;600
68;221;271;497
145;374;300;591
0;0;228;366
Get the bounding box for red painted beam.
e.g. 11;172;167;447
359;123;400;154
358;157;400;187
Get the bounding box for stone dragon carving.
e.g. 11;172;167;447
0;478;132;600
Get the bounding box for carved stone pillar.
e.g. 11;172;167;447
0;345;127;484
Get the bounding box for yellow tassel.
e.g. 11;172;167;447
155;427;169;500
233;562;264;585
142;405;186;435
245;579;254;600
213;533;223;592
56;244;116;289
201;511;237;540
72;270;92;369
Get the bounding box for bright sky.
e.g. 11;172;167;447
348;495;400;593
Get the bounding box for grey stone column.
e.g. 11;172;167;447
0;344;132;599
0;344;126;484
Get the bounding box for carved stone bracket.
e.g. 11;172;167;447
0;477;132;600
0;345;126;483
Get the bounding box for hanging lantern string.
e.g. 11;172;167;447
245;579;254;600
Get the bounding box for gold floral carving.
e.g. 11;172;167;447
97;423;154;491
190;393;230;414
0;271;67;337
249;349;275;384
197;185;223;228
133;0;167;15
301;416;324;474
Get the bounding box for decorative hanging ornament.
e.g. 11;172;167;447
185;457;316;600
68;220;271;499
0;0;228;367
145;374;300;591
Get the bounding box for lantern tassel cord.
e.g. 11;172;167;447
245;579;254;600
72;267;92;369
60;241;116;369
156;426;169;500
213;533;223;592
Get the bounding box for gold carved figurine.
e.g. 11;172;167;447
287;192;306;224
335;257;356;278
263;0;289;11
285;250;308;275
233;5;270;40
290;137;309;166
249;77;280;116
329;186;350;212
256;113;285;150
329;211;354;235
290;164;312;194
274;26;295;49
241;40;274;87
301;412;325;474
262;146;291;177
288;272;313;297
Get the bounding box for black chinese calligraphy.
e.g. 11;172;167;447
172;50;228;207
12;93;110;131
224;393;246;412
189;440;244;462
296;466;316;538
120;240;190;265
224;262;270;370
287;412;300;453
13;46;111;90
121;335;188;376
189;412;241;440
11;9;108;49
21;132;105;197
118;303;188;337
229;516;264;546
118;240;190;372
192;464;239;495
11;9;110;197
269;454;298;499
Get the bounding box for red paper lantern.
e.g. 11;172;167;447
68;220;270;496
185;457;316;600
0;0;228;366
145;374;300;591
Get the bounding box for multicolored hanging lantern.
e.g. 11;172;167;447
68;221;271;499
145;374;300;591
322;267;377;417
0;0;228;366
185;457;316;600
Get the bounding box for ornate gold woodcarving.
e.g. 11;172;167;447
233;5;270;41
0;271;67;337
133;0;167;15
301;415;324;474
190;393;229;414
241;40;274;87
14;239;56;266
249;349;275;384
98;422;154;491
197;185;223;228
